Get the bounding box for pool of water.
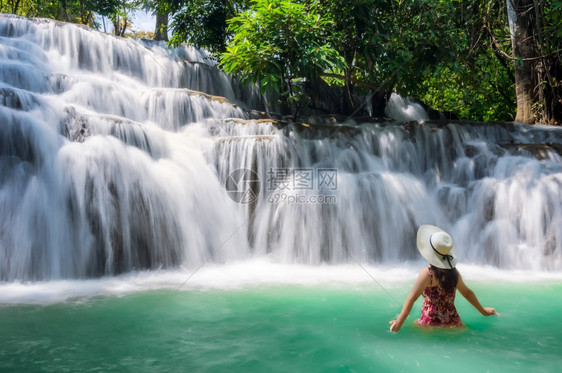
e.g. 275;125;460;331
1;263;561;372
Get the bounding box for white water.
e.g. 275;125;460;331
2;259;562;304
1;15;562;283
385;93;429;122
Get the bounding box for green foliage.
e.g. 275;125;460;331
408;0;517;121
0;0;97;24
220;0;345;106
377;1;463;92
168;0;247;54
5;0;559;122
171;0;522;120
419;65;516;122
547;1;562;38
0;0;141;34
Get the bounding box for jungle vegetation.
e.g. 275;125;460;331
2;0;561;123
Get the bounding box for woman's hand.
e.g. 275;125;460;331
482;307;498;316
389;319;403;332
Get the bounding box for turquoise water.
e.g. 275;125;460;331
1;278;561;372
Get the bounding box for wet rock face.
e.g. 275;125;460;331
499;143;562;160
0;87;25;109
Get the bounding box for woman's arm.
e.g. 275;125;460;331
457;273;497;316
389;267;431;332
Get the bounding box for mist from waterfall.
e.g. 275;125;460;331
1;15;562;282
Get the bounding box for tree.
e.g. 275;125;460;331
168;0;248;54
509;0;537;123
219;0;345;118
413;0;516;121
182;0;520;121
154;8;168;41
103;0;140;36
138;0;172;41
1;0;98;25
315;0;482;116
314;0;386;114
503;0;561;124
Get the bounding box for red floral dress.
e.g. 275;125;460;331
417;267;464;327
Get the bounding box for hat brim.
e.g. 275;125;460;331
416;225;457;269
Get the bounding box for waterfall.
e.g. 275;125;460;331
1;15;562;281
384;93;429;122
0;15;253;280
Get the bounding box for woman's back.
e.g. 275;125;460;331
417;267;464;327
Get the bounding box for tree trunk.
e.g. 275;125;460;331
13;0;21;14
154;12;169;41
508;0;562;124
112;15;127;37
509;0;536;123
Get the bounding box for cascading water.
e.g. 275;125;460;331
0;15;254;281
1;15;562;282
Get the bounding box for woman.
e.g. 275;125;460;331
389;225;497;332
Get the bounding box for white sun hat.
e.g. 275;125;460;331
416;225;457;269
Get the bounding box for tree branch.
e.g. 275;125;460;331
320;73;381;91
486;24;561;62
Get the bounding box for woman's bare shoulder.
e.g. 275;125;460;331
416;267;432;285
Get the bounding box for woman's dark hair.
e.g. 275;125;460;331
430;265;459;293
